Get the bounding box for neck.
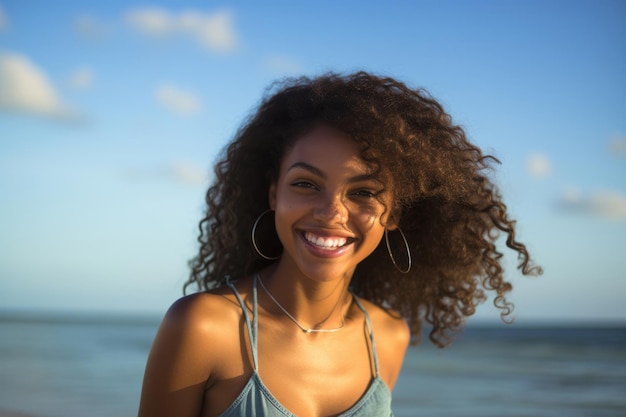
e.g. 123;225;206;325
258;264;353;331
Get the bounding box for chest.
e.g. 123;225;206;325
258;333;374;415
205;325;377;417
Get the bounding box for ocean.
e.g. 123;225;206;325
0;313;624;417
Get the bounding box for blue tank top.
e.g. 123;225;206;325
220;274;394;417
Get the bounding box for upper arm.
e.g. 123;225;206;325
138;295;221;417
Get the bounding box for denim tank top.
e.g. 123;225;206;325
220;274;394;417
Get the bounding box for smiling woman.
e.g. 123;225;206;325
269;127;392;283
137;72;542;417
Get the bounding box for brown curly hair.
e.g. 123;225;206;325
186;71;542;347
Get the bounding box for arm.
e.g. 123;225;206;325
138;295;215;417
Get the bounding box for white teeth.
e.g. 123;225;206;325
304;232;347;250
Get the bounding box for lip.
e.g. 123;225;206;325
297;229;356;258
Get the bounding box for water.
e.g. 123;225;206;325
0;313;156;417
393;326;626;417
0;313;624;417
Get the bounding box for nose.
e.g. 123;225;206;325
313;193;348;225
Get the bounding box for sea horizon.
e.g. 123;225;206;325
1;307;624;329
1;309;625;416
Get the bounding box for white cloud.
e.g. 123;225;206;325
123;161;208;186
126;8;173;36
125;8;237;53
0;52;78;119
67;67;94;90
609;134;626;157
0;5;8;31
170;161;208;185
155;84;201;116
526;153;551;179
263;55;302;74
558;189;626;220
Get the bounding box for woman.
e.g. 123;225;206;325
138;72;541;417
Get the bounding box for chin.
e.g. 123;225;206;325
295;261;356;283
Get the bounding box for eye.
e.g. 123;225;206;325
351;189;377;198
291;180;318;190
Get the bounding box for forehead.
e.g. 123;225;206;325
280;126;370;175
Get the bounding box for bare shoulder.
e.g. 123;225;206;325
146;290;242;376
355;297;410;389
163;288;241;333
356;297;410;347
138;288;243;417
155;289;245;370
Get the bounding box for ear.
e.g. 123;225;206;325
385;208;400;231
269;183;277;210
385;220;398;232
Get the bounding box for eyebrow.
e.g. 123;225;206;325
287;162;378;183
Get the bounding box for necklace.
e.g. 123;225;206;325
257;274;348;333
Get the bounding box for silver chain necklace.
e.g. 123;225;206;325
257;275;348;333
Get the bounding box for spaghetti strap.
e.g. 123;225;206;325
351;295;380;377
218;280;394;417
225;276;259;371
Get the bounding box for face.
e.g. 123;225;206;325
269;125;396;282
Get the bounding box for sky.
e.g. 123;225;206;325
1;0;625;323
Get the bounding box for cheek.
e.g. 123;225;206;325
351;207;389;241
354;211;377;231
275;187;313;212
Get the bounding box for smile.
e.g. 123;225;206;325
302;231;351;250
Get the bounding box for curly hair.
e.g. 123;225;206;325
186;71;542;347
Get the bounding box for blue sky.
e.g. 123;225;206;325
1;0;625;322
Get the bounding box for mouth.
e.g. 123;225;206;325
301;231;355;251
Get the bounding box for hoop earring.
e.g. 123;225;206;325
251;209;281;260
385;228;412;274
